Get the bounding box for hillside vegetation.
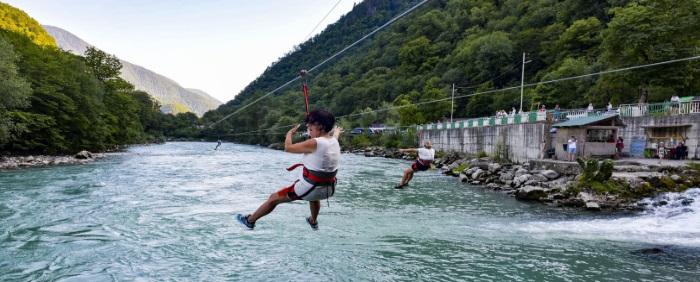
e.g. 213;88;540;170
0;2;56;47
202;0;700;145
0;4;203;154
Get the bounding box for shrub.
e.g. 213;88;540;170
476;151;488;158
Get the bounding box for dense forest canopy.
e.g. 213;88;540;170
203;0;700;145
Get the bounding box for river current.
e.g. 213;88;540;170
1;142;699;281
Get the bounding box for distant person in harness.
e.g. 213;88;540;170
214;140;222;150
395;141;435;189
236;109;342;230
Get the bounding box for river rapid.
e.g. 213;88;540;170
1;142;699;281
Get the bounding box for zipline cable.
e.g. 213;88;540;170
222;54;700;137
207;0;431;129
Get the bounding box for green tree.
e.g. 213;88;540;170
600;0;700;103
0;35;32;143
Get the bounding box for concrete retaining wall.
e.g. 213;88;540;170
620;114;700;159
419;122;549;163
420;114;700;163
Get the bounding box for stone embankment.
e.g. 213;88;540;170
436;153;700;211
352;146;700;211
0;150;104;170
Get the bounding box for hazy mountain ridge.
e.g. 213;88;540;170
43;25;221;116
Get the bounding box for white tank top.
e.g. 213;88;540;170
302;137;340;172
417;148;435;161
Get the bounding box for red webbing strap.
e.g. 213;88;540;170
287;163;304;171
303;83;310;116
300;70;310;116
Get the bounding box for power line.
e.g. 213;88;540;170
222;54;700;137
304;0;343;41
208;0;432;129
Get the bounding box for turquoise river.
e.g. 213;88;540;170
1;142;699;281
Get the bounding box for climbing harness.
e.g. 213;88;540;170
286;163;337;204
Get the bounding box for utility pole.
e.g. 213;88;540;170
450;83;455;124
520;52;526;113
519;53;532;113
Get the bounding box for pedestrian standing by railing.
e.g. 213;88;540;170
567;136;577;161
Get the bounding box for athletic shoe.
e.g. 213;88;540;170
394;183;408;189
306;217;319;230
236;214;255;230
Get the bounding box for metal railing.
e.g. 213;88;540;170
618;101;700;117
419;100;699;131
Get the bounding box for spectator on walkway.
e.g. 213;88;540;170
616;137;624;158
539;104;546;112
587;103;594;112
554;104;561;121
607;102;613;113
671;95;680;114
511;107;517;116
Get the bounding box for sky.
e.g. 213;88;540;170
5;0;357;103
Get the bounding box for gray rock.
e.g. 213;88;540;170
670;174;681;182
75;150;93;159
585;201;601;211
516;186;547;201
513;174;532;187
515;168;529;178
471;169;485;180
541;170;559;180
459;173;468;183
578;192;596;203
530;174;548;183
488;163;502;173
499;172;514;183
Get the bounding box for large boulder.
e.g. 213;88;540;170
540;170;559;180
488;163;502;173
585;201;601;211
513;174;532;187
514;168;529;178
499;171;515;183
516;186;547;201
471;169;485;180
74;150;93;159
459;173;469;183
530;174;549;183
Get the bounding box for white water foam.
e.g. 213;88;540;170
518;188;700;247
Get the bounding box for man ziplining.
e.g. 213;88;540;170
395;141;435;189
236;109;342;230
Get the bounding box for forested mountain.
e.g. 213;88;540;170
0;3;204;155
43;25;222;116
203;0;700;145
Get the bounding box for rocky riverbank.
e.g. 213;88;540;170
0;150;105;170
352;146;700;211
437;153;700;211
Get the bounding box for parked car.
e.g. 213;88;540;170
350;128;365;135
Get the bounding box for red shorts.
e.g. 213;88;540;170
276;181;301;201
411;160;430;172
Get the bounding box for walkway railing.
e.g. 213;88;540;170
418;100;699;131
618;101;700;117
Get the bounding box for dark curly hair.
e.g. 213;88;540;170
304;109;335;133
